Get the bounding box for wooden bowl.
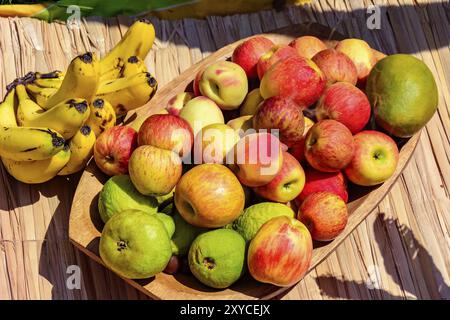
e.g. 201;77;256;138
69;23;420;300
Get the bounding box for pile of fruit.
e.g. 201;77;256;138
93;32;438;289
0;19;438;290
0;19;157;183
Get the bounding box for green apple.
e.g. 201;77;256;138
193;123;240;164
240;88;263;116
179;96;224;137
99;210;172;279
227;115;253;137
199;61;248;110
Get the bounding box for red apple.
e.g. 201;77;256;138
296;167;348;204
316;82;371;134
344;130;399;186
312;48;358;85
288;116;315;163
335;39;377;86
231;132;283;187
297;191;348;241
260;55;326;108
253;96;305;147
256;45;298;79
94;126;138;176
304;120;354;172
289;36;328;60
138;114;193;158
247;216;313;287
175;164;245;228
254;152;305;203
232;36;275;78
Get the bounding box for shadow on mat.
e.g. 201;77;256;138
309;214;450;300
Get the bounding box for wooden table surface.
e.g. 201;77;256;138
0;0;449;300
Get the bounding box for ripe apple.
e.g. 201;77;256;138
288;116;314;163
260;55;326;108
289;36;328;59
344;130;399;186
297;191;348;241
256;45;298;79
166;92;194;116
253;96;305;147
296;167;348;204
227;115;253;136
138;114;193;158
232;36;275;78
247;216;313;287
305;119;354;172
312;48;358;85
240;88;263;116
128;145;182;196
230;132;283;187
335;39;377;86
94;126;138;176
199;61;248;110
253;152;305;203
316;82;371;134
175;164;245;228
179;96;225;137
193;123;240;164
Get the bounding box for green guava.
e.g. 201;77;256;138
171;212;205;256
99;209;172;279
98;175;158;223
188;229;245;289
366;54;438;137
232;202;295;242
155;213;175;238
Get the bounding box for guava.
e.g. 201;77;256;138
188;229;245;289
99;209;172;279
171;213;205;256
98;175;158;223
232;202;295;242
155;213;175;238
366;54;438;137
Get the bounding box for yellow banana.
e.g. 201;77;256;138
100;19;155;81
85;98;116;137
121;56;148;78
99;62;123;83
0;88;18;127
2;146;71;184
58;125;96;176
16;84;46;126
0;126;65;161
25;83;58;107
44;52;100;110
23;98;90;140
96;72;157;116
34;71;64;88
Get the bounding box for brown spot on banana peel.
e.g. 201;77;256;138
79;52;93;64
95;111;102;118
22;147;38;153
93;99;104;108
80;125;91;136
68;100;88;113
128;56;139;63
37;71;62;79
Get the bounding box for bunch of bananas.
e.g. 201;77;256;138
0;19;158;184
